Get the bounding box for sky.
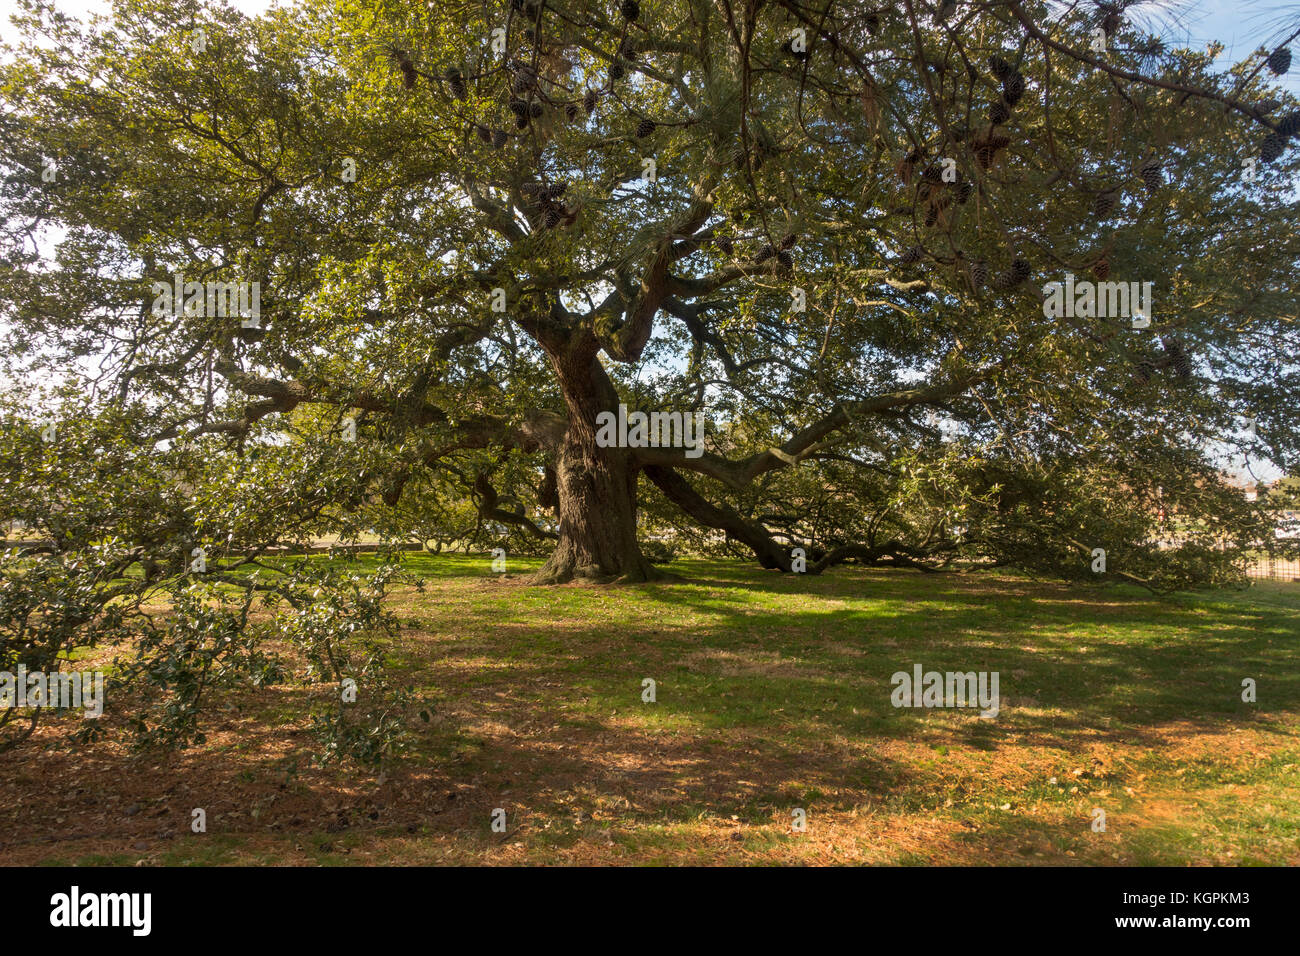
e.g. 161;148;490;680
2;0;1297;71
0;0;280;18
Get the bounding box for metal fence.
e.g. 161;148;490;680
0;540;422;555
1246;558;1300;582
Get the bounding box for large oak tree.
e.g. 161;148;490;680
2;0;1299;588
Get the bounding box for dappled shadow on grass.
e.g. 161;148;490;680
400;563;1297;739
356;561;1297;856
4;559;1297;865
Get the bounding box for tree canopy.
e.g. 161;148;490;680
2;0;1298;604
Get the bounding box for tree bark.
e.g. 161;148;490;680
531;335;657;584
533;433;655;583
644;464;795;570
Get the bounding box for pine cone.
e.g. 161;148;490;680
781;38;810;63
635;118;656;138
1092;190;1117;219
755;244;777;263
972;132;1010;170
716;236;734;255
988;54;1012;80
1002;72;1026;106
583;90;599;113
970;259;989;288
1133;359;1155;385
1092;257;1110;280
899;246;923;265
956;180;973;204
1162;338;1192;379
1277;111;1300;139
475;124;492;144
989;100;1011;125
620;0;640;21
1140;160;1162;194
777;250;794;270
1261;132;1287;164
445;67;467;100
609;59;626;81
511;65;538;94
780;233;797;250
1267;47;1292;76
393;50;417;89
565;102;579;121
509;99;530;118
492;129;508;148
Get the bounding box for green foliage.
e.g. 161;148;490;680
2;0;1294;586
638;537;677;565
0;385;419;763
269;561;422;767
115;582;283;751
0;0;1297;755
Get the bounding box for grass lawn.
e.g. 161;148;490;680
5;555;1298;866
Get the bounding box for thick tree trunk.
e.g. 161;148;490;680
531;338;657;584
533;433;656;583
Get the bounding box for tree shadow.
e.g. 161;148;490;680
4;560;1295;864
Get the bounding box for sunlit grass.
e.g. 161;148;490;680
8;554;1298;865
